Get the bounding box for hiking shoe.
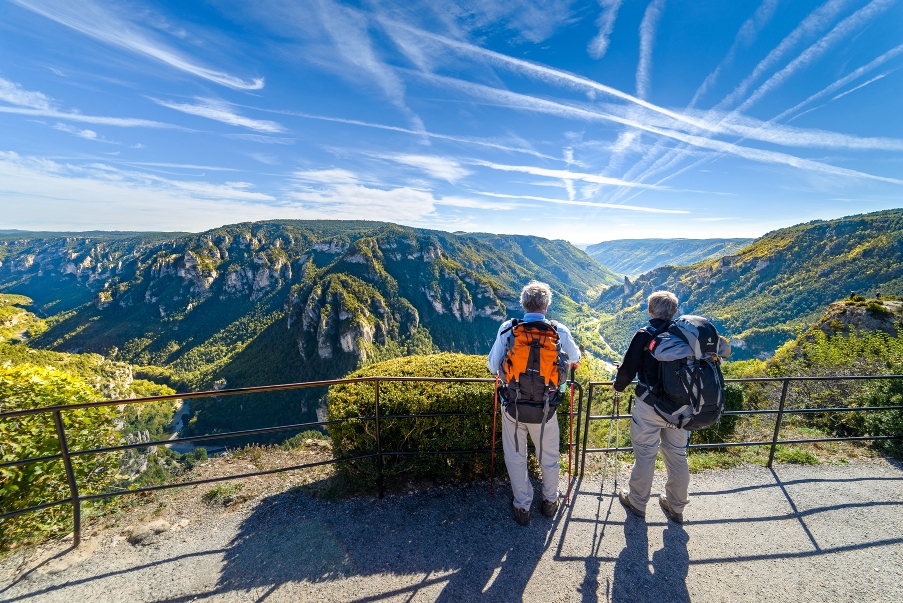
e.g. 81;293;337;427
659;497;684;523
541;498;560;518
618;490;645;519
512;503;531;526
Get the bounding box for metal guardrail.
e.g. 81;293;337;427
1;374;901;549
0;376;586;548
579;376;903;475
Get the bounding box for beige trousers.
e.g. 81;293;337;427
626;397;690;514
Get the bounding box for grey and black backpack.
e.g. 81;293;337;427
644;315;726;430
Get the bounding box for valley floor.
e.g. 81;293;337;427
1;458;901;602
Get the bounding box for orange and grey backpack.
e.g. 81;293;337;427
500;319;570;425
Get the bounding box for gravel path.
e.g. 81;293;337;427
1;458;901;602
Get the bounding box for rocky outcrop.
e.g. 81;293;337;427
286;274;418;363
811;299;903;339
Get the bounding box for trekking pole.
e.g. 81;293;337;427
489;372;500;494
566;365;576;503
612;390;621;491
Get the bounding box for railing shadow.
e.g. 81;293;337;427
206;476;566;602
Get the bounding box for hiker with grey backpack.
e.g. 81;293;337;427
614;291;731;523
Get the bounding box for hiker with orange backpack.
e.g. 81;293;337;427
487;281;581;526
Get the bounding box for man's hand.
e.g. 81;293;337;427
570;362;580;372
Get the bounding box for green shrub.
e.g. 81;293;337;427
184;447;208;468
281;430;328;450
866;300;891;316
0;364;119;550
774;446;820;465
328;353;535;487
692;383;745;445
202;482;244;505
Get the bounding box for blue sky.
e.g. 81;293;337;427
1;0;902;243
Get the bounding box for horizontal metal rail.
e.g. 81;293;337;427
586;405;903;421
583;434;903;454
0;376;497;419
0;453;63;470
3;372;902;550
579;376;903;476
0;374;537;547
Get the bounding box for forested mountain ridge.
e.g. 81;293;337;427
0;221;616;435
594;210;903;360
585;238;753;277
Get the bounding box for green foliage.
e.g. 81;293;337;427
1;220;621;443
281;430;328;450
327;354;501;486
769;329;903;457
866;300;891;316
0;364;119;550
184;447;208;467
594;210;903;359
774;446;821;465
0;294;47;343
202;482;244;505
586;238;754;278
692;383;744;445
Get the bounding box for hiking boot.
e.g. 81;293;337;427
659;497;684;523
512;503;531;526
541;497;560;518
618;490;645;519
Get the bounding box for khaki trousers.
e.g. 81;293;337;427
626;398;690;514
502;410;560;511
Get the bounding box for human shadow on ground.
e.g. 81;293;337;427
610;518;689;603
208;477;562;602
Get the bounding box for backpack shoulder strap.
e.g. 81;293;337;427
641;321;672;350
500;318;519;336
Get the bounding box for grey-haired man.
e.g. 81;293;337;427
613;291;689;523
488;280;581;526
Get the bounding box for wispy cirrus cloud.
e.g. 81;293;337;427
736;0;895;112
151;98;285;133
9;0;263;90
0;76;55;109
314;0;424;132
377;153;472;183
636;0;666;99
471;160;659;189
774;42;903;121
587;0;623;60
0;105;176;128
0;76;178;129
689;0;781;107
473;191;688;213
423;73;903;184
53;122;118;143
249;107;559;160
0;151;277;231
718;0;856;110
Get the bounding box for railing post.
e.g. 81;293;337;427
580;383;594;476
767;379;790;468
52;410;80;547
374;379;384;498
573;384;583;478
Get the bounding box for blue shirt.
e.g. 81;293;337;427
487;312;582;375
